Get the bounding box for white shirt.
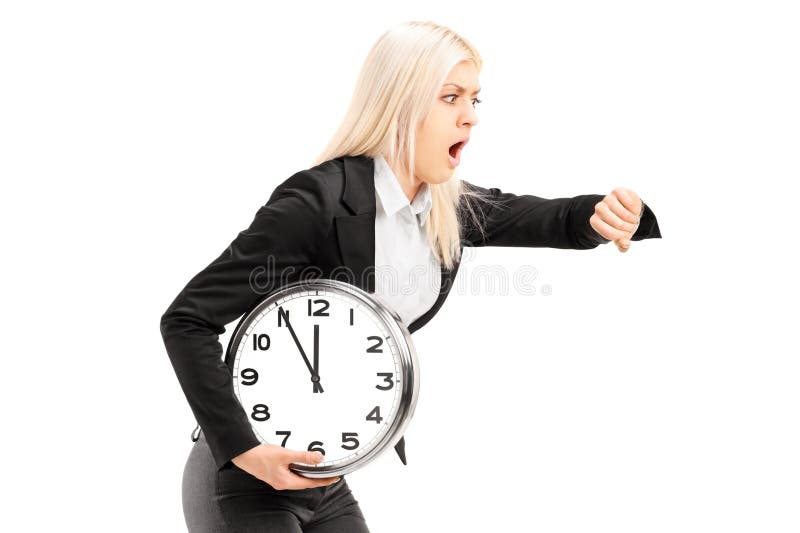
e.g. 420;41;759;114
372;155;442;327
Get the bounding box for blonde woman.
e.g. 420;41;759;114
160;20;662;533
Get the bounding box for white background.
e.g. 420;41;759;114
2;1;798;531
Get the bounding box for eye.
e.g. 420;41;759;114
443;95;483;108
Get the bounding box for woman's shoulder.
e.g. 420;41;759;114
265;157;352;214
278;157;348;192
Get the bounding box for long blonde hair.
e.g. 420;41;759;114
313;21;493;271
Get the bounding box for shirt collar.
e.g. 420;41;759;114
373;155;433;227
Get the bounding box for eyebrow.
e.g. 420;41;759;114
443;83;482;96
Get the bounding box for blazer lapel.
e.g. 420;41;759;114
336;156;377;293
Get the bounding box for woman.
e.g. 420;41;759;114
160;20;662;533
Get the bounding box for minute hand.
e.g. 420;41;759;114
313;324;322;393
278;308;324;392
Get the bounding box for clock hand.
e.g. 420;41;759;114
280;308;323;390
312;324;323;393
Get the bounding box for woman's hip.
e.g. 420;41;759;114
181;431;366;531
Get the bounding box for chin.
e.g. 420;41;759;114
432;167;456;184
429;175;452;186
418;161;455;185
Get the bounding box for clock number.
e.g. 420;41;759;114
241;368;259;386
251;404;271;422
278;307;289;327
252;334;271;351
275;430;291;447
376;372;393;390
308;441;326;456
366;335;383;353
366;406;383;424
307;298;330;316
341;432;359;450
349;308;354;326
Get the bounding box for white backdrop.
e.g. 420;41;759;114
2;1;798;531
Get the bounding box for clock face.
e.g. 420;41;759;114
230;286;407;470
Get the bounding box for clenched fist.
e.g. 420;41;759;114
589;187;645;253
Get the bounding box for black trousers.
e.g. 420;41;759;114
182;431;371;532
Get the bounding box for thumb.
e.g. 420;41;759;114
290;449;325;464
615;239;632;252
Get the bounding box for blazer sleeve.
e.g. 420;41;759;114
459;180;662;249
159;171;334;471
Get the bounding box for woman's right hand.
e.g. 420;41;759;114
231;443;341;490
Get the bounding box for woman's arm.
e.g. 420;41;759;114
159;170;333;471
459;180;661;249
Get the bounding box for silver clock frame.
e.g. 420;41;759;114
225;278;421;478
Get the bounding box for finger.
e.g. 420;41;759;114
284;471;342;490
604;193;640;225
597;201;638;233
612;188;642;218
590;213;631;242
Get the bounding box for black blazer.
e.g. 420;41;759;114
160;154;662;471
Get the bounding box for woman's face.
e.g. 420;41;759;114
415;60;481;185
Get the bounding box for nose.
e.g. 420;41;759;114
460;102;479;128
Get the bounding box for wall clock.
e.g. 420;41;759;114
224;278;420;478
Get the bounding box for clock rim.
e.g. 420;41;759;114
224;277;420;478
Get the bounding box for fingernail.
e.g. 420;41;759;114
315;452;324;461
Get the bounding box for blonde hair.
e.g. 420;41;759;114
312;20;493;271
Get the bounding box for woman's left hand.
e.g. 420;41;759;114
589;187;644;253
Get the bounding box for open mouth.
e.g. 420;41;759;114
448;141;466;166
